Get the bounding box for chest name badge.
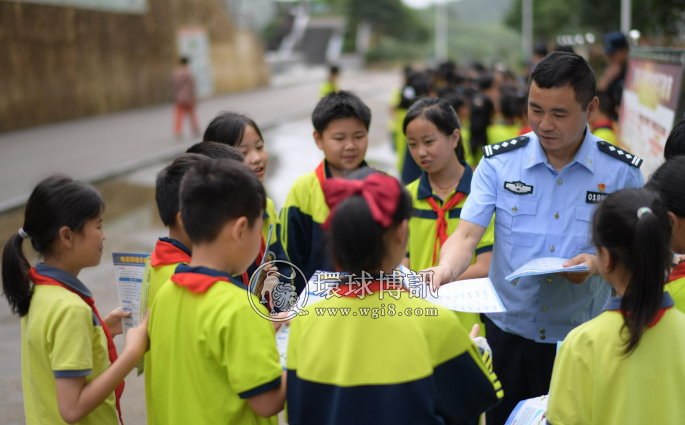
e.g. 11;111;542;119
504;181;534;195
586;191;608;204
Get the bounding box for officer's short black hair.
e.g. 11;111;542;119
156;153;208;227
180;159;266;244
664;117;685;161
529;51;596;110
186;141;245;162
312;90;371;134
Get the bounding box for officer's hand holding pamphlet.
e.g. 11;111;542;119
398;265;506;313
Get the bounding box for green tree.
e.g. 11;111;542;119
505;0;580;42
506;0;685;41
325;0;429;43
580;0;685;39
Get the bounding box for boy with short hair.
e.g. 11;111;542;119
147;153;206;305
149;159;285;425
142;148;244;424
589;91;618;146
281;90;371;292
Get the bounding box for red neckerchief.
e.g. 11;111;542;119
315;160;327;188
517;125;532;136
591;119;614;133
29;268;125;425
607;306;674;328
242;235;267;287
150;239;191;267
333;279;407;298
425;192;467;266
668;261;685;283
171;272;232;293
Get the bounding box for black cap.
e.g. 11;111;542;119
604;31;627;54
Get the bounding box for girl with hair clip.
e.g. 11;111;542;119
285;169;503;425
402;97;495;337
2;176;149;425
203;112;291;307
547;189;685;425
645;156;685;313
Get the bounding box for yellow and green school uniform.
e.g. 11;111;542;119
261;197;292;276
591;119;617;146
464;125;520;167
320;81;338;98
394;108;409;173
406;165;495;336
286;279;503;424
281;160;368;293
144;237;192;308
547;292;685;425
460;120;475;167
22;264;118;425
487;124;520;147
148;264;282;425
666;262;685;314
238;197;293;287
141;237;192;425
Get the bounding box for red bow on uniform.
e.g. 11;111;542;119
322;173;401;230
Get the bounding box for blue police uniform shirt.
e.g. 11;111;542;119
461;126;644;343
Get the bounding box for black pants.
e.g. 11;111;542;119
482;315;557;425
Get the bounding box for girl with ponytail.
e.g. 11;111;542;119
547;189;685;425
285;169;503;425
2;176;149;425
645;155;685;312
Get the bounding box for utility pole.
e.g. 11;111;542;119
620;0;631;35
522;0;533;65
435;0;448;63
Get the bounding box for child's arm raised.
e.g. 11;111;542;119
55;312;149;424
247;370;287;417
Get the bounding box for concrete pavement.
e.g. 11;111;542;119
0;70;399;212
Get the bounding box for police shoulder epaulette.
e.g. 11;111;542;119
482;136;530;159
596;141;642;168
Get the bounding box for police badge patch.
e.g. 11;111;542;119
504;181;534;195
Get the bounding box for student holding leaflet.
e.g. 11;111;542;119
425;52;644;425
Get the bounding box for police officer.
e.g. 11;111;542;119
425;52;644;425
